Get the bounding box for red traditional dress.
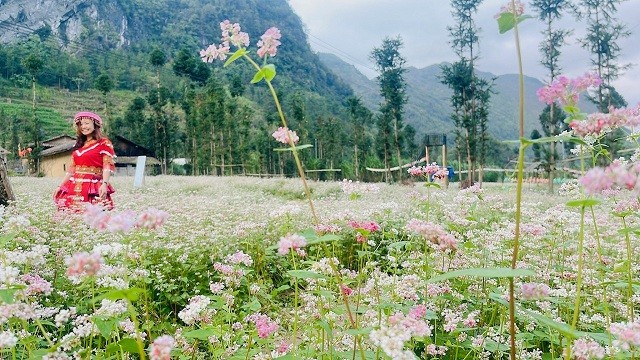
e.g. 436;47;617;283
54;138;116;211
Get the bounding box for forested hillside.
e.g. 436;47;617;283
1;0;543;180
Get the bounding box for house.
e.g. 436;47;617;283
39;135;160;177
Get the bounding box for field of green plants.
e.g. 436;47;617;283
1;175;637;359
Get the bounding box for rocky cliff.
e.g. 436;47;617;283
0;0;132;49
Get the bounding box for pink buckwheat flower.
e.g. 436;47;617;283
20;274;53;296
65;252;104;277
272;127;299;144
536;73;601;107
149;335;176;360
247;312;278;338
569;338;605;360
495;0;525;18
609;321;640;351
257;27;281;58
200;43;230;63
220;20;249;48
347;220;381;232
226;251;253;266
277;233;307;256
136;208;169;230
519;282;550;300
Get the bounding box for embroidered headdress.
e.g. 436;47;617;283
74;111;102;127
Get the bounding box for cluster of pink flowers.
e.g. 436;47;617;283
65;252;104;278
369;304;433;359
579;160;639;195
200;20;282;63
348;220;381;243
83;204;169;233
271;127;299;145
225;251;253;267
277;233;307;256
519;282;550;300
314;223;341;235
570;105;640;137
347;220;381;233
405;219;458;252
407;163;448;179
610;321;640;351
149;335;176;360
246;312;278;338
20;274;53;296
495;0;525;18
536;73;602;107
257;27;281;58
569;338;605;360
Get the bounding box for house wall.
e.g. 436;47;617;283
41;151;73;177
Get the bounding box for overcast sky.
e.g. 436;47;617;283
288;0;640;106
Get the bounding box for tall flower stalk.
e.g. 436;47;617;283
200;21;364;359
496;2;531;359
200;21;317;222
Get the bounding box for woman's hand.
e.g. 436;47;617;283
98;182;108;199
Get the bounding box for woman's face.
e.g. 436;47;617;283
78;118;95;137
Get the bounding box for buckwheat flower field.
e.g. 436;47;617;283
1;175;638;359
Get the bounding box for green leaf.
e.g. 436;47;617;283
317;319;334;342
497;13;533;34
306;234;341;245
263;64;276;81
250;68;266;83
522;309;581;339
526;135;587;146
333;350;379;360
223;49;246;67
271;284;290;296
93;317;117;338
287;270;329;280
28;349;50;360
0;232;15;247
273;144;313;152
387;241;409;249
566;199;600;208
0;286;24;304
424;182;441;188
345;327;373;336
118;338;141;354
183;326;222;340
242;298;262;312
97;288;146;302
428;267;535;283
613;261;629;273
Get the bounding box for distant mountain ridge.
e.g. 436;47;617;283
318;52;549;140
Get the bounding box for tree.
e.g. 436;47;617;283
442;0;492;185
370;36;407;182
577;0;630;163
346;96;373;180
21;52;44;174
532;0;573;192
95;73;114;132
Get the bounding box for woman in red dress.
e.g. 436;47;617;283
54;111;116;211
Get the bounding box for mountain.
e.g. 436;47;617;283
319;52;549;140
0;0;353;116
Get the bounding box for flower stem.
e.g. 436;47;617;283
509;0;526;357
